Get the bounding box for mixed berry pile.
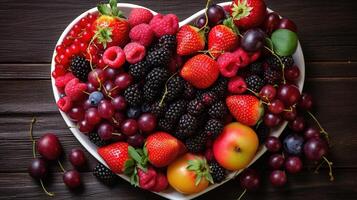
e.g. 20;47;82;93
42;0;333;197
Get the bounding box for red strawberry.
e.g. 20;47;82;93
180;54;219;89
92;0;130;48
208;25;239;58
176;25;205;56
138;167;157;190
226;95;264;126
230;0;267;30
151;172;168;192
97;142;129;174
145;132;185;168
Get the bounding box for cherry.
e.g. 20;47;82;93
115;72;133;91
289;116;306;132
138;113;157;133
85;108;101;125
98;100;115;119
121;119;138;136
98;122;114;140
86;82;97;93
239;169;260;191
268;154;285;170
298;93;313;110
104;67;118;80
28;158;48;180
269;170;287;187
303;137;328;161
278;18;297;33
268;99;285;114
63;170;81;189
277;84;301;106
112;96;127;111
112;131;127;141
264;12;280;34
304;126;320;140
265;136;282;152
56;44;65;54
69;148;86;168
78;119;94;133
207;4;226;26
282;106;297;121
241;28;266;52
37;133;62;160
259;84;276;101
88;69;105;88
195;16;207;28
264;113;282;127
285;156;303;174
68;106;84;122
102;81;119;98
127;133;145;148
284;65;300;81
110;112;126;129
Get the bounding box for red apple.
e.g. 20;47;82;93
213;122;259;171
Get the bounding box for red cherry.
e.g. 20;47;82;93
278;18;297;32
69;148;87;168
63;170;81;189
37;133;62;160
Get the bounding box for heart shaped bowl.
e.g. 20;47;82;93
51;2;305;200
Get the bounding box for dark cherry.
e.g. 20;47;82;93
112;96;127;111
121;119;138;136
104;67;118;80
264;12;280;34
282;106;297;121
85;107;101;125
68;106;85;122
127;133;145;148
264;113;282;127
86;82;97;93
303;137;328;161
239;169;260;191
269;170;287;187
298;93;313;110
278;18;297;32
69;148;86;168
207;4;226;26
110;112;126;129
115;72;133;91
277;84;301;106
284;65;300;81
98;122;114;140
285;156;303;174
98;99;115;119
28;158;48;180
268;154;285;170
195;16;207;28
78;119;94;133
138;113;157;133
102;81;119;98
37;133;62;160
289;116;306;132
304;126;320;140
265;136;282;152
63;170;81;189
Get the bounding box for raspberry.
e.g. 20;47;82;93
128;8;153;27
228;76;247;94
232;48;251;68
64;78;87;101
55;73;75;89
217;52;240;78
102;46;125;68
129;24;154;47
124;42;146;64
57;96;72;112
149;14;179;38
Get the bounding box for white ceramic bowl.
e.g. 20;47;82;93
51;2;305;200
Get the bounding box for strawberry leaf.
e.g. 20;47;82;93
223;17;240;35
97;3;112;16
195;174;202;186
205;171;214;184
128;146;143;164
109;0;118;15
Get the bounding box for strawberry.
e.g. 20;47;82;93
97;142;129;174
145;132;185;168
230;0;267;30
92;0;130;48
176;25;205;56
180;54;219;89
226;95;264;126
208;24;239;58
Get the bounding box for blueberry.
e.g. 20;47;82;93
283;134;304;155
126;107;141;119
89;91;104;106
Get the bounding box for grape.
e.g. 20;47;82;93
63;170;81;189
115;72;133;91
98;122;114;140
121;119;138;136
268;99;285;114
278;18;297;33
283;134;304;155
37;133;62;160
285;156;302;174
304;126;320;140
88;91;104;106
298;93;313;110
28;158;48;180
112;96;127;111
138;113;157;133
268;154;285;170
69;148;86;168
207;4;226;26
264;113;282;127
68;106;84;122
303;137;328;161
259;85;276;101
269;170;287;187
239;169;260;191
264;12;280;34
98;99;115;119
85;108;101;125
284;65;300;81
282;106;297;121
277;84;301;106
241;28;266;52
289;116;306;132
265;136;282;152
127;133;145;148
195;16;207;28
88;68;105;87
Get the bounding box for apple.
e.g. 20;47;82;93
213;122;259;171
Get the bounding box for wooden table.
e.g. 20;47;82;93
1;0;357;199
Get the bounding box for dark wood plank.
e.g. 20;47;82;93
0;169;356;200
1;0;357;63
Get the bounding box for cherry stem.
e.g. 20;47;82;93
82;90;90;95
245;87;259;97
159;72;177;106
237;189;247;200
29;117;37;159
263;46;286;84
307;111;330;143
198;0;212;32
40;179;55;197
112;132;122;136
322;156;334;181
57;160;66;173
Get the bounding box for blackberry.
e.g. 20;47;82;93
146;47;171;67
187;99;205;116
199;91;217;106
281;56;294;68
165;100;187;123
255;123;270;144
147;43;160;55
128;61;150;81
146;67;169;88
70;56;91;82
141;103;151;113
158;35;177;52
124;84;142;106
157;118;174;132
204;119;223;139
263;68;282;85
266;56;282;70
93;163;118;185
249;61;264;76
126;106;142;119
150;101;167;117
89;132;106;147
245;75;265;93
209;160;226;183
175;114;198;140
185;132;208;153
183;81;196;100
143;83;160;103
210;77;228;97
208;101;228;120
165;75;185;102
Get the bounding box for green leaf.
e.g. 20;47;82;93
205;172;214;184
195;174;202;186
223;17;240;35
130;168;139;187
271;29;298;56
109;0;118;16
97;4;112;15
143;146;148;157
187;160;200;171
128;146;143;164
123;159;135;176
265;37;273;50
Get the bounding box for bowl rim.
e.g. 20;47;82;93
50;2;305;200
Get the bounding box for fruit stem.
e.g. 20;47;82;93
307;111;330;143
57;160;66;173
322;156;334;181
245;87;259;97
40;179;55;197
29;117;37;159
159;72;177;106
199;0;212;32
237;189;247;200
263;46;286;84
